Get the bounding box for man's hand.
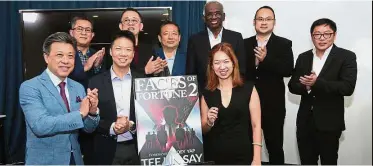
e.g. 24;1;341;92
113;122;126;135
300;71;317;87
94;47;105;67
116;116;130;132
79;97;90;118
145;56;167;74
254;46;267;63
84;55;98;72
87;88;99;114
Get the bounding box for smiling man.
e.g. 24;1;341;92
186;1;246;92
244;6;294;165
289;18;357;165
19;32;100;165
69;16;105;89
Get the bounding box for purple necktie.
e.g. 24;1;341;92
58;82;70;112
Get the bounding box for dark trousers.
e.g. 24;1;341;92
79;132;95;165
262;114;285;165
297;112;342;165
112;140;140;165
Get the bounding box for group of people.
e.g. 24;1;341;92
19;1;357;165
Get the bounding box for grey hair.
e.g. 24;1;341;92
42;32;76;55
203;1;224;15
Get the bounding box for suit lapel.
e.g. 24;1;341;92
306;51;314;74
172;50;181;76
38;71;68;112
202;30;211;51
318;45;336;77
67;79;78;112
103;71;117;117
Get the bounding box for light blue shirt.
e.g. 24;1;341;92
109;66;133;142
164;52;175;74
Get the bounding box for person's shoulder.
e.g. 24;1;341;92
224;28;242;37
244;35;256;44
131;69;145;78
272;34;292;45
298;49;313;58
334;45;356;57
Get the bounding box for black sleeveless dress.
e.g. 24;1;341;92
203;82;254;165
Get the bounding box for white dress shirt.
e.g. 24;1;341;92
312;45;332;76
207;27;223;48
109;67;133;142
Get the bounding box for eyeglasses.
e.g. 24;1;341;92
255;17;275;22
121;18;140;25
312;33;334;40
72;26;92;33
205;12;223;19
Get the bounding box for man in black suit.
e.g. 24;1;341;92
119;8;166;76
186;1;246;91
244;6;294;165
288;18;357;165
89;30;143;165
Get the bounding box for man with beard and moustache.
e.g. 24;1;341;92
69;16;106;165
244;6;294;165
89;30;143;165
119;8;167;76
288;18;357;165
69;16;105;89
186;1;246;92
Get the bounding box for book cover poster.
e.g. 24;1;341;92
134;75;204;165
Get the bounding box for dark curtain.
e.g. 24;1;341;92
0;1;205;164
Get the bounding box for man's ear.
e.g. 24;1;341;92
43;53;49;64
158;35;162;43
69;30;74;37
91;32;95;38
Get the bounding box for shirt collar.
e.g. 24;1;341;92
110;66;132;80
256;33;272;42
207;27;223;39
46;68;67;87
312;44;333;60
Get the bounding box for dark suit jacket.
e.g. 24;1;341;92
186;28;246;91
88;69;144;164
131;41;155;75
69;48;105;89
154;48;186;76
244;34;294;116
288;45;357;131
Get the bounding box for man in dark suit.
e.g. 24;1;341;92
69;16;105;89
89;30;143;165
68;16;106;165
288;18;357;165
154;21;186;76
244;6;294;165
119;8;166;76
186;1;246;91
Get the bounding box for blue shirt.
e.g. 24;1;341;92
109;66;133;141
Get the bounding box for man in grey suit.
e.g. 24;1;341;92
19;32;100;165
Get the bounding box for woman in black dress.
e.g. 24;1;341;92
201;43;262;165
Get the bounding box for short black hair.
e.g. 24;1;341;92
70;15;94;30
43;32;76;55
310;18;337;34
158;20;181;36
110;30;136;48
254;6;276;19
120;8;143;23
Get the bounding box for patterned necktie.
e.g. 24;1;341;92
58;82;70;112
